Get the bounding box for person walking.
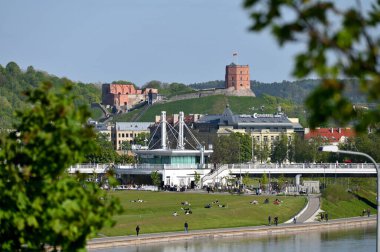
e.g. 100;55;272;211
293;217;297;224
268;215;271;226
274;216;278;226
367;209;371;217
136;225;140;236
184;221;189;233
325;212;328;222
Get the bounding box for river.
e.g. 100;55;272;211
91;225;375;252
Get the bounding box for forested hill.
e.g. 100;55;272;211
0;62;101;129
189;79;366;104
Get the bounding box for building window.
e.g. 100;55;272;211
271;136;274;141
240;71;242;74
276;136;279;141
240;77;242;81
264;136;268;142
118;133;121;138
122;133;125;138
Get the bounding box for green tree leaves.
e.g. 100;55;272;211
270;134;288;164
151;171;161;188
0;82;121;251
244;1;380;132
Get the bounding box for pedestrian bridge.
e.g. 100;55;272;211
68;162;377;176
201;163;377;185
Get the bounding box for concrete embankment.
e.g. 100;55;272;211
87;216;376;250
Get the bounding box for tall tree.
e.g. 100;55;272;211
0;82;121;251
270;134;288;164
150;171;161;188
85;132;118;163
134;132;150;146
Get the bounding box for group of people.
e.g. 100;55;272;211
263;198;282;205
362;209;371;217
130;199;144;203
268;216;279;226
320;212;329;222
178;201;193;215
205;199;226;208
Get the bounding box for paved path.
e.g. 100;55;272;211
297;195;321;223
87;216;375;250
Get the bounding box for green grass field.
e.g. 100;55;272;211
320;183;377;219
112;94;306;124
100;191;306;236
321;197;377;219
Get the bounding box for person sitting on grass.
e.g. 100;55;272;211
273;199;281;205
173;211;178;216
250;200;258;205
204;204;211;208
185;210;193;215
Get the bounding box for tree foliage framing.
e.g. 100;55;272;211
244;0;380;132
0;82;121;251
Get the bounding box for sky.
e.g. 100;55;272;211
0;0;303;86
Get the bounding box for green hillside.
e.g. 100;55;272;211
0;62;102;128
113;94;307;125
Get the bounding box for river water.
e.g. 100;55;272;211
92;225;375;252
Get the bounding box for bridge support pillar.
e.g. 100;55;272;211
295;174;302;193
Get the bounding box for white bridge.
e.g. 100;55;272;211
68;163;377;175
201;163;377;185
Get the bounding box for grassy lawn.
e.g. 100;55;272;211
321;184;377;220
100;191;306;236
321;197;377;219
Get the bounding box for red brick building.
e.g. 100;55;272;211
102;83;158;109
225;63;250;90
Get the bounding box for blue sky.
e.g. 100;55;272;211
0;0;302;86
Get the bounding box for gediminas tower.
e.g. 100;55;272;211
225;53;250;91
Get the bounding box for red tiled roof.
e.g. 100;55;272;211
304;128;355;143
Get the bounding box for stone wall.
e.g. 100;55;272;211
164;88;255;103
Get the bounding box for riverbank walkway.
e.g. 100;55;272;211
87;215;376;250
295;194;321;223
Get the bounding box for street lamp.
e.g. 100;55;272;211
319;145;379;252
251;135;254;163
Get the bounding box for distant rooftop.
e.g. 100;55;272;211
116;122;153;131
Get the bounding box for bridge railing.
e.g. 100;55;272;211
68;163;110;174
116;163;207;170
230;163;378;170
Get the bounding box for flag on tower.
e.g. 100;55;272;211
233;52;238;56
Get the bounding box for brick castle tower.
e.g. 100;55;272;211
225;63;250;91
225;63;251;90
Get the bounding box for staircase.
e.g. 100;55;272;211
131;103;151;122
201;164;231;186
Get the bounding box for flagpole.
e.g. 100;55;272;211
233;51;238;65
